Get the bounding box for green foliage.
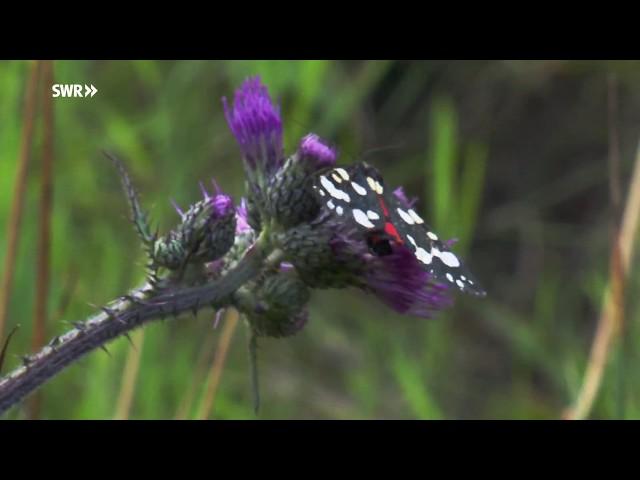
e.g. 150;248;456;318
428;96;487;252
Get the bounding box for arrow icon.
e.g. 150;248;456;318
84;84;98;98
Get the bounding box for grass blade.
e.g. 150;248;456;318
0;61;41;345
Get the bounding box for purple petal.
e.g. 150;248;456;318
222;76;283;176
298;133;337;169
393;187;418;209
235;197;252;234
364;244;453;318
170;198;185;218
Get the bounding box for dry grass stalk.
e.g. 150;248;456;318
196;309;240;420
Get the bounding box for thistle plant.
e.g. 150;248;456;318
0;76;484;416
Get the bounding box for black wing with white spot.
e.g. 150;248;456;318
310;163;386;232
385;194;486;297
311;161;486;297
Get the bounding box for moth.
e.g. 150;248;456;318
311;162;486;297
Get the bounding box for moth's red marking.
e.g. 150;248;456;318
376;195;402;243
384;222;403;244
377;195;389;217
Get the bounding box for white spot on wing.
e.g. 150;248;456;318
374;181;384;194
320;175;351;203
318;189;325;197
332;173;343;183
351;182;367;196
440;251;460;268
427;231;438;240
415;247;432;265
367;210;380;220
446;273;454;282
335;168;349;180
456;279;465;289
407;235;417;247
327;200;335;210
336;206;344;215
353;209;375;228
397;208;415;225
408;209;424;224
367;177;377;191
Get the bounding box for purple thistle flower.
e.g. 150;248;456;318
222;76;283;182
362;244;453;318
298;133;337;170
331;232;453;317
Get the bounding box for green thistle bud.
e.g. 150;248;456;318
153;231;187;270
236;272;310;338
154;184;236;271
265;134;338;229
276;212;366;290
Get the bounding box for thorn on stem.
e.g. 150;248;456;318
0;324;20;374
124;332;136;350
101;306;118;318
73;321;86;331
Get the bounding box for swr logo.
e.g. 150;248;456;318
52;84;98;98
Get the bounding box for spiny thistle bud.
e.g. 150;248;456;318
266;133;337;228
235;271;310;338
276;212;360;289
211;198;257;280
153;181;236;270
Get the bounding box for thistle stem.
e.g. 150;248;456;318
249;329;260;415
0;239;280;416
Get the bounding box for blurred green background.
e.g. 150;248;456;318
1;60;640;419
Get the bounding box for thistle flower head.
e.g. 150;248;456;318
155;181;236;269
222;76;283;184
362;244;453;318
298;133;337;170
263;133;337;229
